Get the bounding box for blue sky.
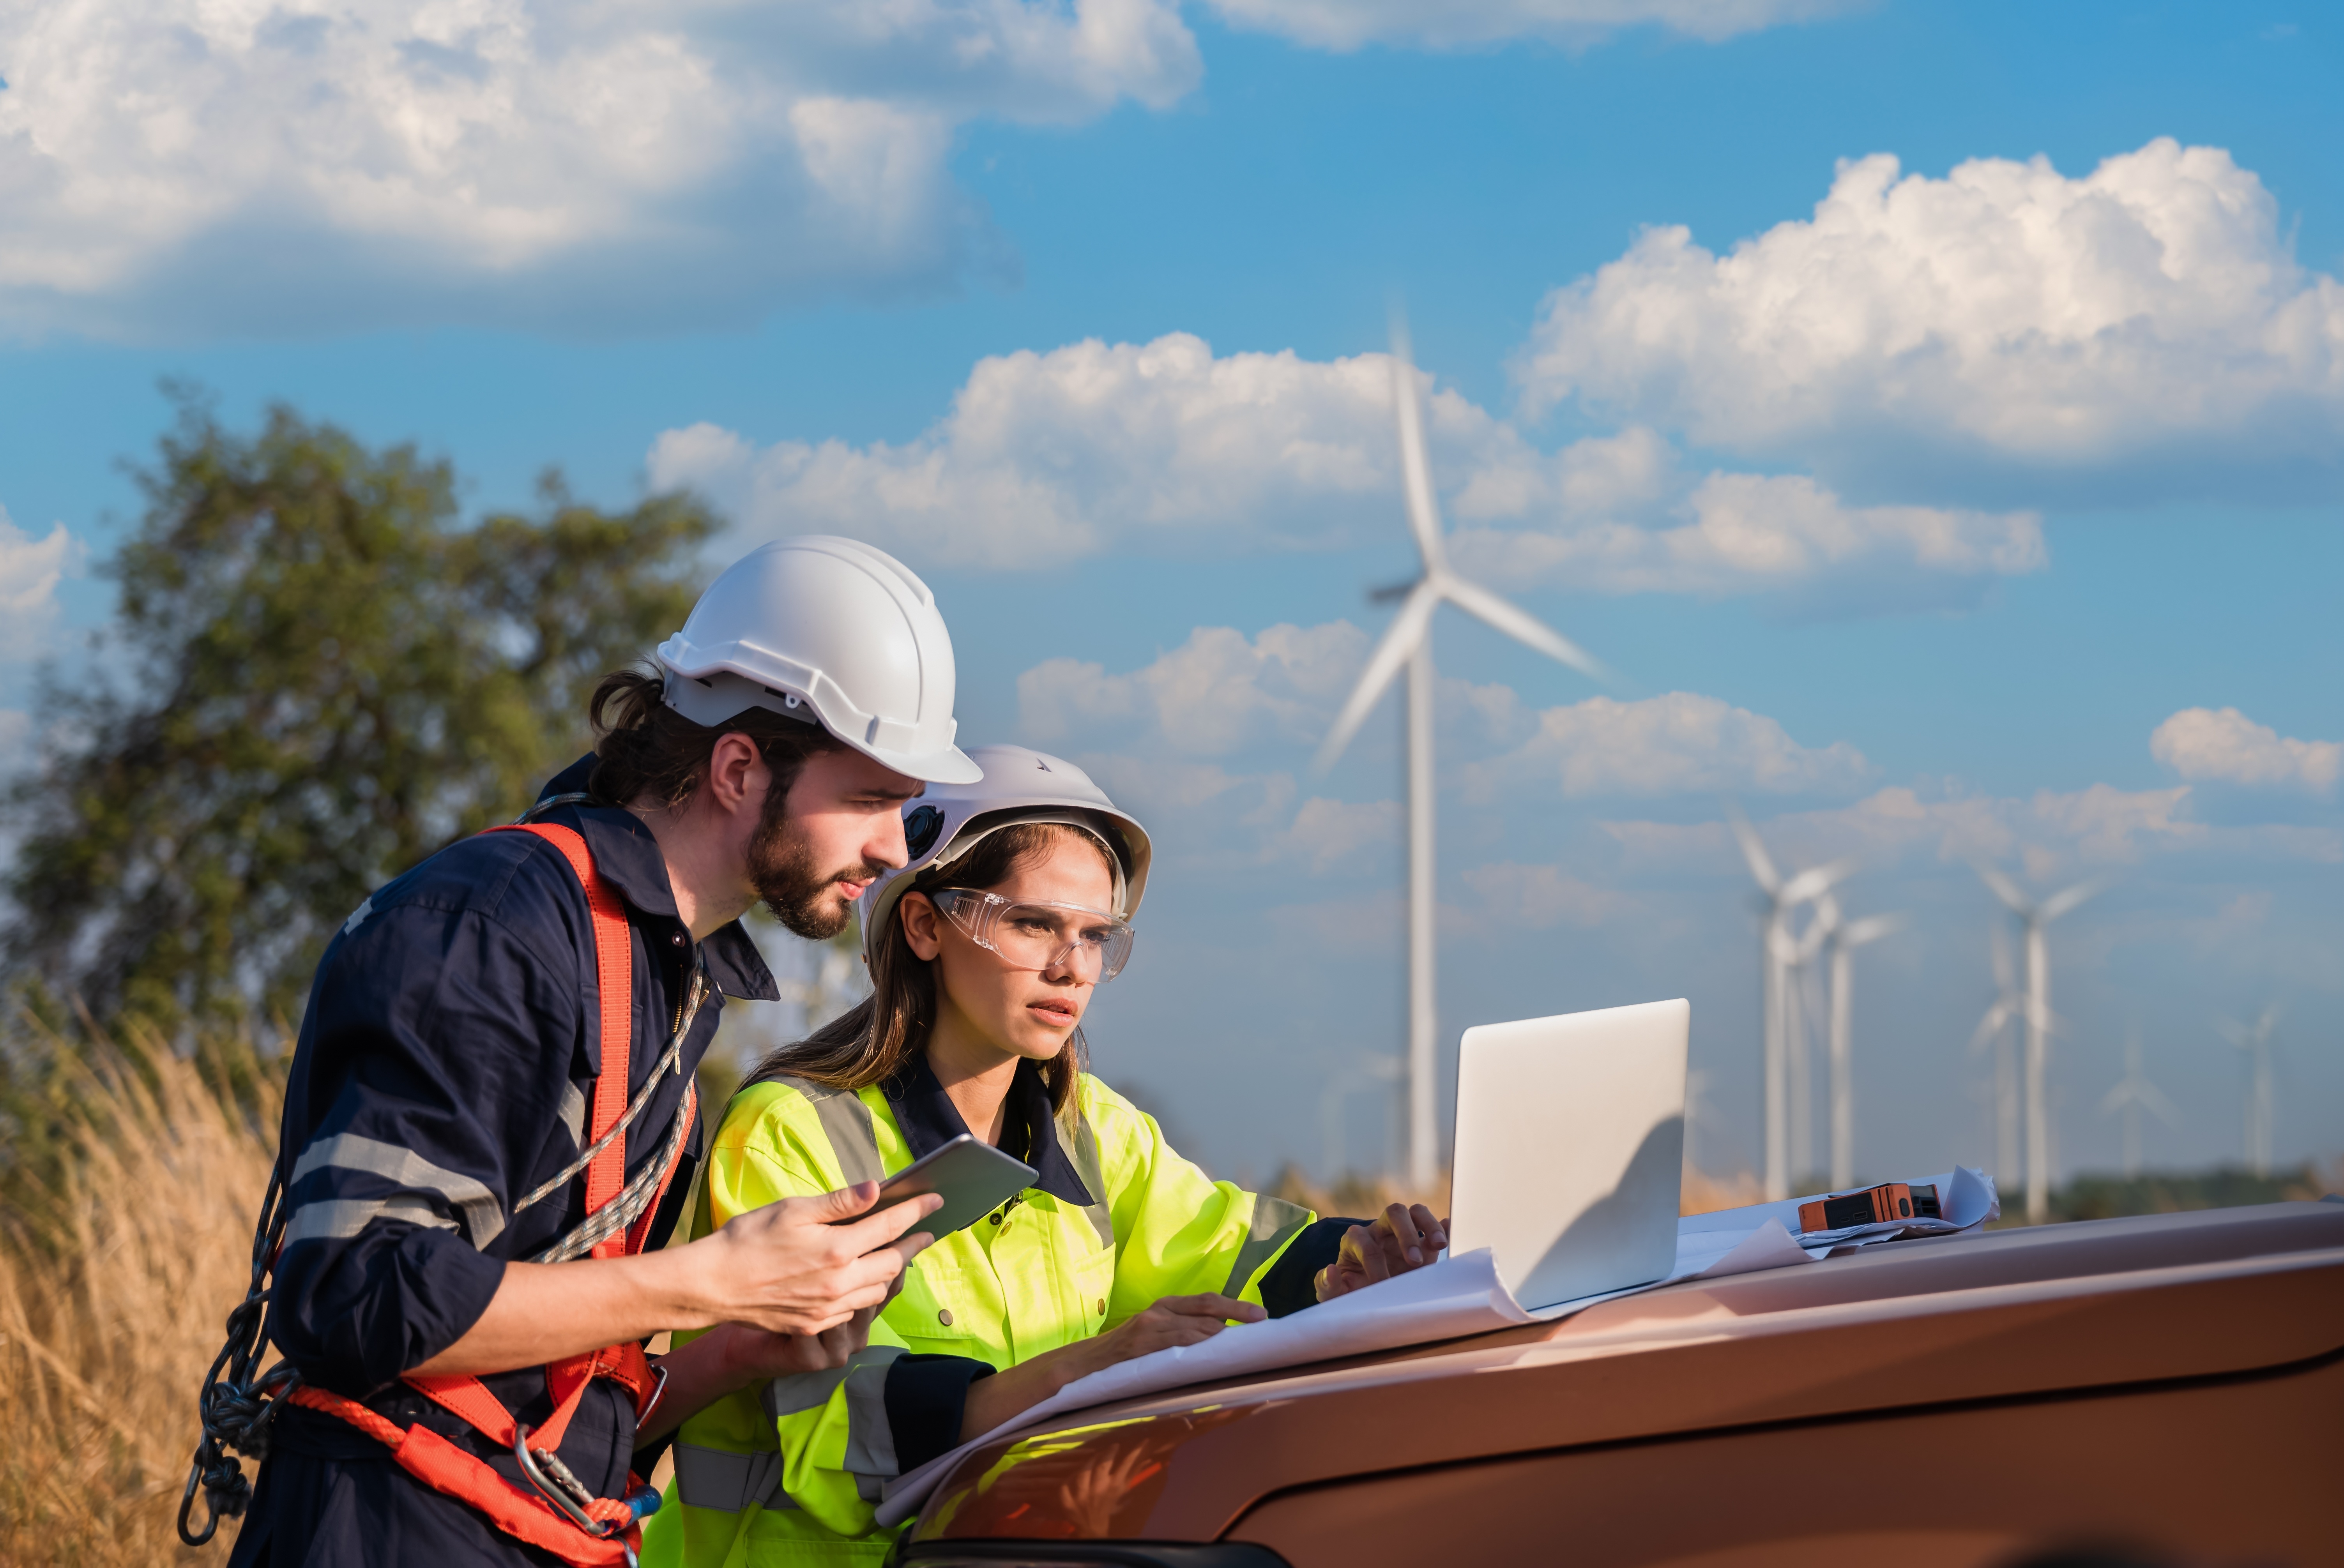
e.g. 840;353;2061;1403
3;0;2339;1191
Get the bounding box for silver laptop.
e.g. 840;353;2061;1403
1446;999;1689;1313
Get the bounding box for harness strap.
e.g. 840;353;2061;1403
286;1385;640;1568
505;822;637;1259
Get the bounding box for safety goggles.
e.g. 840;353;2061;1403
927;889;1136;981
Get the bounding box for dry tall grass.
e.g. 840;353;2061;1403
0;1026;276;1564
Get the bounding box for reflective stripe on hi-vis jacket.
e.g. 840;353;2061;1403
638;1061;1333;1567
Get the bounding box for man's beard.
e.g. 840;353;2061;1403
750;812;887;941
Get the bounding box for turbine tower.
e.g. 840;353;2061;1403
2100;1024;2176;1179
1823;902;1903;1191
1316;325;1607;1190
2216;1006;2280;1177
1977;865;2102;1224
1967;922;2026;1191
1727;807;1852;1201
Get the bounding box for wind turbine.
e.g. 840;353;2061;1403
2215;1006;2280;1177
2100;1024;2177;1179
1315;325;1608;1190
1976;865;2102;1224
1727;807;1853;1200
1967;923;2025;1192
1823;901;1904;1191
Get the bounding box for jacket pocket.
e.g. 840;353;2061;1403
891;1259;983;1346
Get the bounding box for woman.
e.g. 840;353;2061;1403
643;746;1445;1565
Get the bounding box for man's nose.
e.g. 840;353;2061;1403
868;810;909;872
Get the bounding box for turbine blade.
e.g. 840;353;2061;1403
1312;581;1438;773
2139;1082;2181;1127
1843;913;1905;947
1780;858;1858;906
1436;573;1610;682
1726;802;1781;894
1974;862;2031;915
1968;1004;2012;1056
2041;878;2105;922
1388;328;1448;575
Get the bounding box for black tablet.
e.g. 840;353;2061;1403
850;1134;1037;1240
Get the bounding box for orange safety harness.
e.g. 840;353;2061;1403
182;819;698;1568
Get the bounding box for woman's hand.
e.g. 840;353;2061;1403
1087;1292;1264;1367
635;1308;877;1444
957;1292;1264;1443
1315;1203;1448;1303
687;1181;942;1336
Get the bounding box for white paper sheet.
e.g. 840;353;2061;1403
873;1167;1999;1526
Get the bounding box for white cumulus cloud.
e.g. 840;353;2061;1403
653;332;2042;608
1465;691;1872;800
2151;707;2340;795
0;0;1199;336
1453;469;2043;611
1020;621;1371;757
0;506;77;659
1517;139;2344;497
1204;0;1857;49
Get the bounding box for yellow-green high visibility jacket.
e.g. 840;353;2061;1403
639;1053;1335;1567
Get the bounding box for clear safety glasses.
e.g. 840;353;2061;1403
928;889;1136;981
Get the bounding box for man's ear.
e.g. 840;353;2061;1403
899;892;943;961
704;732;769;820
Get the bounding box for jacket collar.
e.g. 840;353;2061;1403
882;1051;1096;1208
532;755;781;1003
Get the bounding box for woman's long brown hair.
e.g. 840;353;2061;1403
751;821;1118;1118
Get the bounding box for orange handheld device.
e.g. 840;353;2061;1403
1798;1181;1941;1233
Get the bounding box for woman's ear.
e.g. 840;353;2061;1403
899;891;944;961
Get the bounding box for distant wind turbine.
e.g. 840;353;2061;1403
2215;1005;2280;1177
2100;1024;2177;1180
1977;865;2103;1224
1727;807;1853;1201
1823;901;1904;1191
1315;323;1608;1190
1967;923;2026;1192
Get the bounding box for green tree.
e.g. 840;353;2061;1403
2;395;717;1031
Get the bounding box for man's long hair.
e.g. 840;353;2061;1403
587;665;845;817
754;823;1115;1118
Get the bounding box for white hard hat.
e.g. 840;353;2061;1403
856;745;1153;964
656;536;981;784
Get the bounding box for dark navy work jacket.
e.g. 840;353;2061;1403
229;757;778;1568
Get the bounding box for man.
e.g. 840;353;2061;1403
221;537;985;1566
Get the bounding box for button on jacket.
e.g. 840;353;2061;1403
643;1058;1348;1567
227;757;779;1568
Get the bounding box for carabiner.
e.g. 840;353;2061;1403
513;1422;636;1565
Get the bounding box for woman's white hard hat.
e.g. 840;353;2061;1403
856;745;1153;965
655;536;981;785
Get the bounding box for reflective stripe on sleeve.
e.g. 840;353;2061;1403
758;1344;908;1482
838;1348;902;1479
671;1443;797;1514
288;1131;507;1247
279;1194;459;1248
1221;1194;1312;1298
